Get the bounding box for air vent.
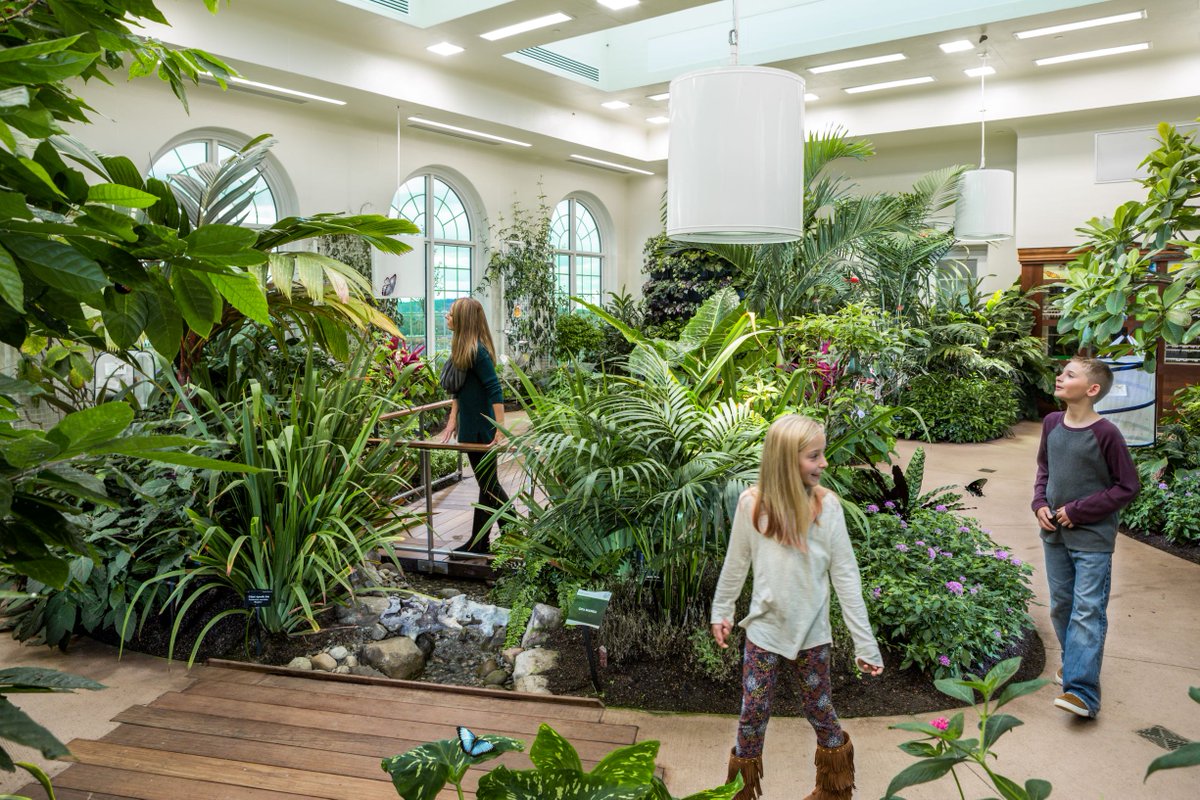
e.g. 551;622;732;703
367;0;409;13
517;47;599;82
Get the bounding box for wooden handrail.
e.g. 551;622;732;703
378;399;453;421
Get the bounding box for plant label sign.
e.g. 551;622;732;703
245;589;273;608
565;589;611;629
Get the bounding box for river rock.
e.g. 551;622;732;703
328;645;349;661
521;603;564;648
513;674;551;694
512;648;557;682
286;657;312;671
310;652;337;672
484;669;509;686
501;647;523;666
344;654;359;668
363;637;426;680
350;665;387;678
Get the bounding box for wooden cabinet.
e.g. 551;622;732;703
1018;247;1199;416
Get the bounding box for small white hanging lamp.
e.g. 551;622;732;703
666;0;805;243
955;39;1014;242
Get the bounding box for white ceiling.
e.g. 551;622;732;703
147;0;1200;171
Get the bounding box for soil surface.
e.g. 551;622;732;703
1120;525;1200;566
544;625;1045;719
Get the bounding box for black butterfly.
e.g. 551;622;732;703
381;273;397;297
457;726;495;757
965;478;988;497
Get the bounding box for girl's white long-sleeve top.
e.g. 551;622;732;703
710;489;883;665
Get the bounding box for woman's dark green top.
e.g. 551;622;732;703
455;342;505;443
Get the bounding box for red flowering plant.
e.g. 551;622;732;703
367;334;440;406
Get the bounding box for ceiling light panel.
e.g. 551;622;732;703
804;93;819;102
226;76;346;105
810;53;905;74
597;0;639;9
646;92;670;101
569;154;654;175
939;40;975;54
646;115;669;124
480;12;572;41
427;42;464;56
601;100;630;109
964;66;995;77
844;76;935;94
1035;42;1150;66
1015;10;1146;39
406;116;532;147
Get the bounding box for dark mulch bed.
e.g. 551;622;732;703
1120;525;1200;566
544;626;1044;718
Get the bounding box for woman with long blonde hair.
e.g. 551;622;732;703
712;415;883;800
438;296;508;555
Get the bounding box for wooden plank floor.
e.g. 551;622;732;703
17;662;636;800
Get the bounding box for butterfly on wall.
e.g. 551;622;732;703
965;478;988;497
457;726;495;757
381;273;397;297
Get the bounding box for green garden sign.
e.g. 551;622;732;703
565;589;611;629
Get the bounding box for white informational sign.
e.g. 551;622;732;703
372;235;424;299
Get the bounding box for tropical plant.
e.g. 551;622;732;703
0;666;103;799
848;448;965;520
554;312;604;361
381;723;742;800
639;233;736;330
1051;122;1200;369
1145;687;1200;781
123;349;417;661
896;373;1020;443
884;657;1052;799
479;197;557;366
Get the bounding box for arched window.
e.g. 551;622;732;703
148;131;292;227
550;198;603;309
389;173;476;353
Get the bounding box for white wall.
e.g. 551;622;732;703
71;78;662;302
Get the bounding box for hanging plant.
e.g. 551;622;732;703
479;195;558;366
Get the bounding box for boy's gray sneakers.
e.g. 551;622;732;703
1054;692;1092;718
1055;666;1062;685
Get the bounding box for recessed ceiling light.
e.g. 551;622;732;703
427;42;464;56
601;100;630;110
406;116;532;147
810;53;905;74
844;76;935;94
569;154;655;175
1015;10;1146;40
480;12;572;41
224;76;346;105
804;92;819;102
939;40;975;54
597;0;639;9
646;92;670;101
1034;42;1149;66
646;115;670;124
964;66;995;77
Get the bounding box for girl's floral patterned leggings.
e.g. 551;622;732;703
735;640;845;758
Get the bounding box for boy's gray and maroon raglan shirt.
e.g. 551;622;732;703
1032;412;1139;553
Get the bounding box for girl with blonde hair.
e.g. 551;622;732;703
438;296;508;555
712;414;883;800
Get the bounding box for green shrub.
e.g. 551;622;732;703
1124;480;1170;534
856;508;1036;677
1163;472;1200;545
554;312;604;361
640;233;736;329
897;374;1019;443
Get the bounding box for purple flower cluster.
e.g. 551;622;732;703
895;543;908;552
937;654;951;667
935;504;948;512
866;504;880;513
945;581;965;596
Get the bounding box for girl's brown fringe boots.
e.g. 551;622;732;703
802;732;855;800
726;747;763;800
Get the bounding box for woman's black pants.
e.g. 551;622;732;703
462;448;509;552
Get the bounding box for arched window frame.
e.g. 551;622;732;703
146;128;298;228
551;195;610;310
388;168;483;354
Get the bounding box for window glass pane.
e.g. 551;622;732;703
148;141;208;182
390;175;427;234
431;178;471;242
574;202;601;254
216;145;236;162
433;244;473;353
550;200;571;250
392;296;427;352
555;253;571;298
149;139;279;229
576;255;602;307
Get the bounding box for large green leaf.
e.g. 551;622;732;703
678;288;742;352
5;50;98;83
0;35;84;63
0;246;23;312
1;434;61;468
102;287;151;348
3;235;106;298
883;755;965;798
530;724;584;772
1146;741;1200;779
184;225;265;267
171;269;221;337
86;183;159;208
0;698;70;759
477;766;651;800
382;734;523;800
981;713;1023;750
210;272;268;324
141;283;182;360
45;402;134;452
590;741;659;786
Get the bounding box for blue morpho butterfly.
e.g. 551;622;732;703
457;726;495;757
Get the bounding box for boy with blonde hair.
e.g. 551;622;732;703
1032;356;1139;718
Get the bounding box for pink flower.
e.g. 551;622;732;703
945;581;965;595
930;716;950;731
937;655;951;667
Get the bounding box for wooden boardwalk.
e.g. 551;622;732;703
17;661;637;800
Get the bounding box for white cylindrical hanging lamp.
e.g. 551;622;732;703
666;65;806;244
955;168;1014;241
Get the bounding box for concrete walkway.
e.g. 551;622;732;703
2;422;1198;798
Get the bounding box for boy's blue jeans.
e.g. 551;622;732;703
1042;541;1112;716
